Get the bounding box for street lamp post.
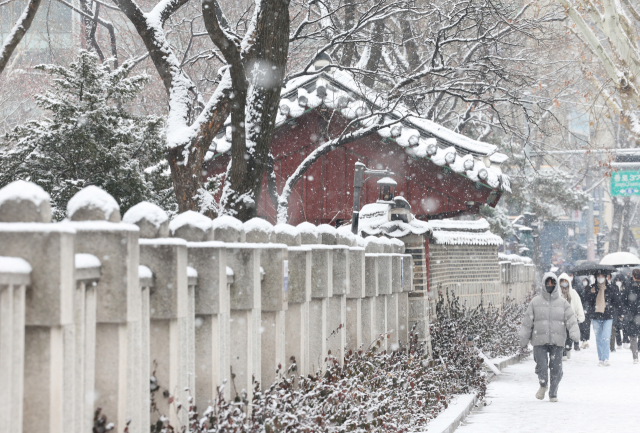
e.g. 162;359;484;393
351;162;394;234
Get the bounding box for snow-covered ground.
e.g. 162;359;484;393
454;332;640;432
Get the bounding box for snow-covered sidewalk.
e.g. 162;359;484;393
454;332;640;432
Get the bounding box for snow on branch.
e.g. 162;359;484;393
0;0;42;76
276;113;406;223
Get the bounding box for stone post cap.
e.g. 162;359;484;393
317;224;337;245
0;180;52;223
273;223;301;246
364;236;385;253
244;217;273;243
211;215;245;242
336;227;357;246
374;236;397;253
169;210;213;242
297;221;319;244
388;238;406;254
122;201;169;238
67;186;121;222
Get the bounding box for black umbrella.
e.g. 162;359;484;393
571;263;617;275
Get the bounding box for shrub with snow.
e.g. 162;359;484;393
152;327;486;432
433;289;531;360
0;50;174;220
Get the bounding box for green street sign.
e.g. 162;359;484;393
611;170;640;196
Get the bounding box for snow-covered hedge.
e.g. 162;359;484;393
433;290;531;360
151;327;486;432
146;295;532;432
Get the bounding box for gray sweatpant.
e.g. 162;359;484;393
533;344;564;398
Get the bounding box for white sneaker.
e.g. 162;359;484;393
562;356;568;361
549;397;558;402
598;361;604;366
634;359;639;364
603;360;611;366
583;342;590;349
624;343;630;349
567;351;571;359
536;386;547;400
580;341;586;349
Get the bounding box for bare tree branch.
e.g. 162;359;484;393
0;0;43;76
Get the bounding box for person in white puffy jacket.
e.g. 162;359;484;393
558;272;585;361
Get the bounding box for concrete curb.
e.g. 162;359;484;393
493;352;529;371
427;394;479;433
428;351;528;433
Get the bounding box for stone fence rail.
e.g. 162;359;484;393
0;181;533;433
0;182;420;433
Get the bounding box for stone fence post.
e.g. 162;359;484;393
345;244;365;351
67;187;143;433
363;248;378;349
0;181;76;433
309;248;332;371
320;224;347;366
123;201;170;431
138;265;153;433
364;238;387;349
73;254;101;433
274;223;310;378
244;217;288;389
226;240;261;397
399;254;413;346
0;256;31;433
185;241;230;404
139;237;190;427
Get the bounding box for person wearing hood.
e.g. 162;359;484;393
583;271;624;366
625;268;640;363
558;273;585;360
611;274;629;352
519;273;580;402
579;276;593;349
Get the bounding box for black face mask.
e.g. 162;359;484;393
546;284;555;294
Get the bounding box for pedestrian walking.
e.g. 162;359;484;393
558;273;585;360
570;272;584;351
625;268;640;364
611;274;629;352
583;271;624;366
519;273;580;402
579;276;592;349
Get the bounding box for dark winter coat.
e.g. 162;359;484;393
519;272;580;348
573;279;585;303
624;280;640;336
583;281;624;321
576;278;591;315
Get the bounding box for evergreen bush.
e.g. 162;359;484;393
0;51;175;220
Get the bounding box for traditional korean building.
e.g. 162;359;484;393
205;68;510;226
204;68;520;316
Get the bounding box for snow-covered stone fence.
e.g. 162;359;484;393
0;181;418;433
428;221;535;310
499;253;535;304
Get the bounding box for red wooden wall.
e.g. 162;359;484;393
206;108;501;225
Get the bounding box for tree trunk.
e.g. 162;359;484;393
620;196;632;251
206;0;290;221
167;141;207;213
340;0;356;66
609;197;625;252
400;14;420;70
114;0;231;214
362;19;386;88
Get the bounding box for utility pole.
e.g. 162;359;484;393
586;177;596;261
